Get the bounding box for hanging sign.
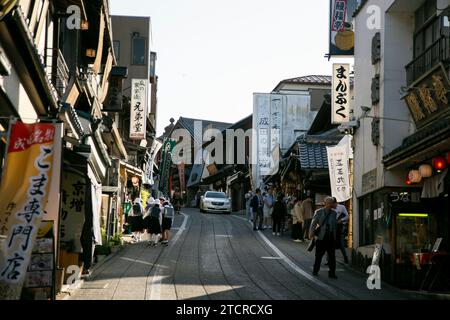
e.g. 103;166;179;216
332;63;351;124
327;143;351;202
129;79;148;140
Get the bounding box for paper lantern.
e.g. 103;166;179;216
408;170;422;184
405;174;412;185
432;156;447;171
419;164;433;178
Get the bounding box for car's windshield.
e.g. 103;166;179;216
205;192;227;199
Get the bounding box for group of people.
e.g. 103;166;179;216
125;196;175;246
246;187;349;279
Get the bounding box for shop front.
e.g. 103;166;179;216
381;116;450;291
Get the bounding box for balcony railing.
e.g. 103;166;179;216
46;48;70;98
405;36;450;86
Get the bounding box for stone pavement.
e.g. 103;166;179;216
64;208;428;300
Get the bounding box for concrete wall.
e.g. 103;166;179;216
111;15;151;95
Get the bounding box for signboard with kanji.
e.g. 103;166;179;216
130;79;148;140
332;63;351;124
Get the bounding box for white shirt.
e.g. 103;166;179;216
335;204;349;225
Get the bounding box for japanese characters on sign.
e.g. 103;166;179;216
0;122;55;291
329;0;358;56
327;144;351;202
60;171;86;253
403;66;450;128
129;79;148;140
332;63;351;124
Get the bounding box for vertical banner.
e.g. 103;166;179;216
332;63;351;124
0;121;56;299
158;139;176;196
329;0;358;56
130;79;148;140
327;143;351;203
60;171;86;253
178;162;186;195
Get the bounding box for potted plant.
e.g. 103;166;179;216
108;233;123;254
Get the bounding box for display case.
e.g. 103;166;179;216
395;213;431;264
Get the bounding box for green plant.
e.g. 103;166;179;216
108;233;123;247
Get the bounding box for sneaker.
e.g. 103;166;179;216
272;232;276;236
293;239;301;243
299;240;304;243
277;233;280;236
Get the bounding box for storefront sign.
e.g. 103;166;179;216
332;63;350;124
0;121;56;298
129;79;148;140
329;0;359;56
60;171;86;253
404;65;450;128
327;143;351;202
362;169;377;194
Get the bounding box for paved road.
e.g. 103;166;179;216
66;208;423;300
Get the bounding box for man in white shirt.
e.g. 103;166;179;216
334;198;349;264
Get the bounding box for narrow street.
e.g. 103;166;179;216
66;209;422;300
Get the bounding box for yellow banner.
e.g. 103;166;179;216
0;121;55;296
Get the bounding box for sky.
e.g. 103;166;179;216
110;0;352;136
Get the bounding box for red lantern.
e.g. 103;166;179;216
406;174;412;185
432;156;447;171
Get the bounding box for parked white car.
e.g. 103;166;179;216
200;191;231;214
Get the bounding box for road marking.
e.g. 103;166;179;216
215;235;232;238
232;215;342;298
149;211;188;300
261;256;283;260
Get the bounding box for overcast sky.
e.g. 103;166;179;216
110;0;351;136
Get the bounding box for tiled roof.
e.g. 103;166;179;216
273;75;354;92
280;75;332;85
298;143;332;170
177;117;232;141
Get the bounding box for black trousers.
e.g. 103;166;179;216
291;222;303;240
253;208;263;230
313;237;336;276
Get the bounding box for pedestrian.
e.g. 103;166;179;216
291;198;304;242
333;197;350;264
161;200;175;246
245;190;253;222
123;194;132;235
251;188;264;231
301;195;314;240
147;199;162;246
263;187;274;229
172;188;182;214
309;197;338;279
195;189;202;208
130;198;144;242
271;194;287;236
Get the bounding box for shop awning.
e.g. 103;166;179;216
120;160;143;177
383;117;450;170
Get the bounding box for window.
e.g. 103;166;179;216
113;40;120;61
413;0;441;58
132;37;146;65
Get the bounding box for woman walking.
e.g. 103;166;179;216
147;199;162;246
272;195;287;236
291;198;304;242
130;198;144;242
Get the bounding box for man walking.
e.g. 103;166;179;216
245;190;253;222
309;197;338;279
251;188;264;231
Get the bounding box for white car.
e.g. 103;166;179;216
200;191;231;214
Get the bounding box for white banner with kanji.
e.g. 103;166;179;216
327;143;351;202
